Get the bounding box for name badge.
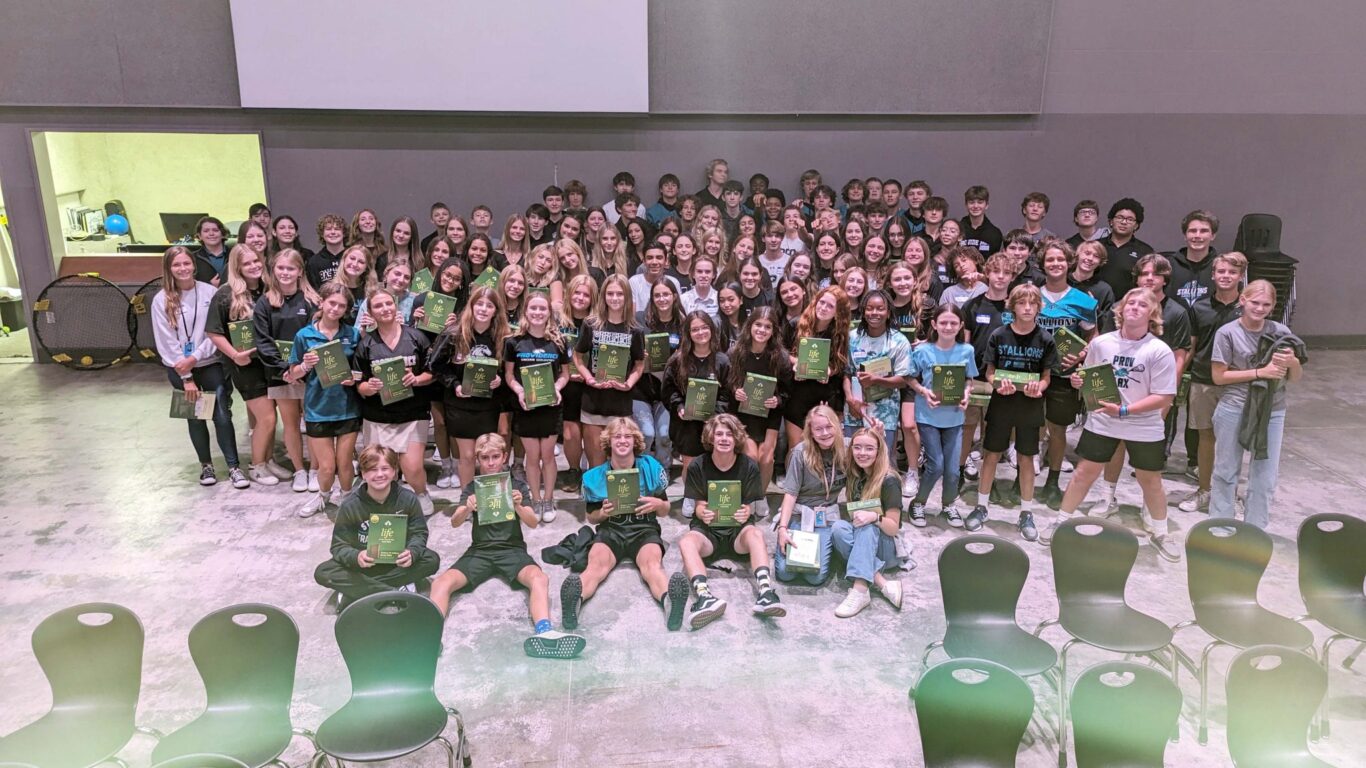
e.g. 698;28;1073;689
814;509;826;528
183;341;195;356
976;314;991;325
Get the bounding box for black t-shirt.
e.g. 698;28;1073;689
849;474;902;515
354;326;432;423
306;247;344;290
204;282;262;338
984;323;1057;411
959;216;1004;257
1097;235;1153;299
962;293;1010;378
460;476;533;549
431;327;503;411
1159;297;1194;354
740;288;774;321
634;314;682;402
663;351;732;416
574;319;645;417
503;332;566;409
731;347;791;409
683;453;766;530
1187;293;1243;384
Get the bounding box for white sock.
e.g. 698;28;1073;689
1104;481;1118;498
1149;515;1169;536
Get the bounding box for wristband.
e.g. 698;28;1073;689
1119;404;1128;418
180;373;193;381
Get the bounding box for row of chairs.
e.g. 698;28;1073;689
908;512;1365;766
0;593;466;768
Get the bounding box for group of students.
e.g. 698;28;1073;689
149;162;1306;653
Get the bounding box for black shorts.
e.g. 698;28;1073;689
670;417;706;458
690;521;754;560
444;404;501;440
737;410;781;444
513;406;562;439
782;376;846;426
1045;378;1083;427
983;406;1041;455
228;359;270;401
451;546;536;589
1076;430;1167;472
593;523;666;562
305;417;362;438
561;380;585;422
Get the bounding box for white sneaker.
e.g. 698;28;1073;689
435;459;455;489
307;469;320;493
1152;531;1183;562
835;588;872;618
1096;486;1120;518
417;492;435;518
1006;446;1018;468
879;580;904;610
297;492;326;518
1060;458;1075;473
963;451;981;481
249;463;280;486
1178;489;1210;514
265;460;294;481
327;486;345;507
901;470;919;501
540;500;557;523
291;470;309;493
1040;511;1075;546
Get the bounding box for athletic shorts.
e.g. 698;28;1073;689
561;380;585;423
690;521;754;560
984;417;1040;456
451;546;536;589
1187;382;1223;430
1076;430;1166;472
305;417;362;438
579;410;614;427
593;524;666;562
445;404;501;440
669;418;706;458
1044;378;1083;427
513;406;562;439
228;359;270;401
362;419;427;452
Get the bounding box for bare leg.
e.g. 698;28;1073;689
1060;460;1104;514
245;396;277;465
678;530;714;578
578;543;618;600
1103;443;1126;484
634;543;669;599
276;398;306;470
1196;428;1215;492
456;437;478;488
563;420;584;473
309;436;337;493
537;437;558;503
517;565;550;624
1018;449;1037;501
430;567;469;616
402;440;428;494
336;432;358;491
1135;469;1169;521
757;431;779;490
521;436;544;503
583;424;606;468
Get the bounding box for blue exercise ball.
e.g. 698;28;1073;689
105;214;129;235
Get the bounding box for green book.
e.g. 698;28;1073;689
594;341;631;384
418;291;458;334
785;530;822;573
312;339;352;388
707;479;742;528
474;472;516;525
529;285;551;296
683;377;720;421
1174;372;1192;407
845;498;882;516
859;355;894;402
520;362;556;409
1079;362;1122;411
931;363;967;404
606;468;640;515
645;332;672;373
993;369;1041;386
795;337;831;381
899;326;918;346
563;330;578;353
366;513;408;565
968;391;993;408
1053;326;1088;363
471;267;500;290
227;319;256;352
275;339;294;361
169;390;216;420
411;268;434;295
373;356;412;405
461;356;499;397
739;372;778;417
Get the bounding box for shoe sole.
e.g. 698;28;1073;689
296;505;323;518
690;602;727;630
1152;541;1182;563
1019;527;1039;542
945;516;964;529
910;517;927;528
753;603;787;618
560;575;583;630
665;574;689;631
524;634;586;660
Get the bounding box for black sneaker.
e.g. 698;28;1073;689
909;501;928;528
663;572;689;631
199;464;218;486
560;574;583;631
965;505;988;532
753;589;786;618
689;594;727;630
1018;511;1039;542
1037;484;1063;511
943;506;964;528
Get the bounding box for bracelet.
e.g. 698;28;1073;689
1119;404;1129;418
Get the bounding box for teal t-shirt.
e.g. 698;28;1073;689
912;342;979;428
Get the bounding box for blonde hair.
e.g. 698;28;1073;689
848;427;897;503
474;432;509;459
329;244;378;299
526;243;562;288
1007;282;1042;312
1112;287;1165;336
599;416;646;456
266;248;321;308
1214;251;1249;275
589;229;628;277
1241;278;1276;302
516;291;566;351
589;274;638;329
225;244;265;321
800;405;849;498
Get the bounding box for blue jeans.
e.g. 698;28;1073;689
831;519;898;582
632;399;671;465
915;422;963;505
774;518;835;585
1210;400;1284;529
167;363;239;467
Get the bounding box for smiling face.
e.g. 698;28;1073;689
693;259;715;291
604;283;626;314
739;216;756;237
446;219;466;243
509;219;527;241
274;218;297;244
688;316;712;348
718;287;741;317
503;272;525;299
1042;248;1069;280
815;291;838;322
933;307;962;340
343;249;369;278
199;222;224;249
850;433;879;470
392;221;412;246
1184;219;1214;251
699;208;720;230
779;281;804;308
903;238;927;267
652;281;675;313
240;251;264;281
861;292;887;329
586;210;605;232
525;294;551;328
610;429;636;459
467;238;489;264
320;291;349;322
560;217;582;242
739;263;762;292
557;241;581;271
1023;201;1047;223
570;282;594;313
243;227;268;254
273;256;300;287
938;220;961;246
362;455;397;491
1240;287;1275;321
966;199;988;218
170;252;196;284
816;235;839;261
1110;209;1138;237
732;237;755;260
643;249;667;276
386;265;412;292
751;316;774;345
439;266;463;294
472;295;497;325
844;222;864;249
864;237;887;263
789;253;813;279
809;411;837;449
890;267;914;298
674;237;696;262
370;291;397;324
1004;241;1032;269
358;210;377;233
1212;262;1242;292
430;240;451;268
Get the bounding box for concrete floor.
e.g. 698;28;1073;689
0;353;1362;767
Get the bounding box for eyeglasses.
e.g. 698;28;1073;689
1112;215;1137;223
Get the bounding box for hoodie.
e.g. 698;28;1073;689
329;482;430;569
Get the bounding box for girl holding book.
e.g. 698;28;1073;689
774;404;848;585
714;281;746;352
844;289;913;450
385;216;422;276
663;311;733;480
558;275;598;492
286;283;362;518
831;427;905;617
504;292;571;522
411;258;467;488
635;279;684;466
906;304;978;527
783;285;851;452
431;285;510;488
328;245;377;327
153;245;246;489
573;274;647;467
728;307;790;493
253;248;320;493
353;287;436;517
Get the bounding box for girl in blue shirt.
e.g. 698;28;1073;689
907;304;978;528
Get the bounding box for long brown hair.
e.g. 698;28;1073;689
669;311;722;385
348;208;387;262
795;285;851;373
160;245;195;329
727;306;789;392
387;215;422;274
445;285;508;362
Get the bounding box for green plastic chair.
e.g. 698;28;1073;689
310;592;468;767
151;756;250;768
1226;646;1335;768
915;658;1033;767
0;603;161;768
151;604;314;768
1296;512;1366;738
1070;662;1181;768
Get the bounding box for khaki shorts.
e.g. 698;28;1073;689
362;419;427;452
267;380;306;400
1187;382;1223;430
580;410;615;427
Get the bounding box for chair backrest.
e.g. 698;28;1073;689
1051;517;1138;610
1233;213;1282;256
188;603;298;714
938;535;1029;628
335;592;443;698
1297;513;1366;617
916;658;1033;767
31;602;142;717
1186;519;1272;615
1226;646;1326;765
1070;662;1181;767
150;755;250;768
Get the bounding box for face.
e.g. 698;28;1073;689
1012;298;1040;324
240;252;264;281
802;177;820;197
674;237;695;260
693;260;714;289
700;208;720;230
711;424;736;455
1137;265;1166;292
809;413;837;449
651;282;675;313
842;271;866;298
432;208;451;227
567;192;584;208
661;180;679;198
1005;241;1032;267
244;227;268;254
723;190;742;208
200;223;224;247
627;223;645;245
545;194;564;214
1075;207;1098;228
477;450;507;476
586;210;605;232
864;238;886;263
472;296;497;324
615;180;634;195
689;317;712;347
644;249;667;275
906;187;928;208
934;309;963;339
789;255;812;279
570;283;594;312
656;234;673;253
472;209;492;229
850;434;879;469
509;219;527;241
323;222;344;245
966;199;987;218
593;226;618;253
681;200;697;219
764;197;783;220
939;221;961;246
880;185;899;208
560;217;582;241
622;201;640;219
320;292;349;321
783;209;803;230
387;266;412;292
987;268;1013;291
740;264;761;291
862;293;886;327
274;257;300;286
1043;248;1069;278
1111;209;1138;236
718;288;741;317
503;272;525;298
343;250;368;277
274;218;297;243
170;252;196;282
251;209;271;228
710;163;729;186
1185;219;1214;250
439;268;462;294
815;292;837;321
528;213;546;233
903;240;926;267
890;269;914;297
739;216;756;237
868;212;887;231
392;221;412;246
1076;246;1103;274
731;237;755;260
703;235;723;257
764;230;783;252
370;292;397;324
358;210;377;233
832;263;848;284
1024;201;1047;222
779;281;804;308
446;219;466;242
865;180;882;200
430;241;450;267
844;222;864;248
526;296;550;327
534;249;555;275
751;317;774;344
1241;290;1275;321
604;283;626;312
1213;262;1242;291
924;208;944;225
886;225;906;247
813;192;833;211
468;238;489;263
362;458;398;490
610;430;635;458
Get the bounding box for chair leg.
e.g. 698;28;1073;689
1344;641;1364;669
435;735;456;768
1318;634;1350;740
1198;640;1225;746
910;640;944;698
446;706;471;766
1034;617;1059;638
1056;640;1075;768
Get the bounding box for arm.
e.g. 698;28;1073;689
1212;361;1285;386
622;355;647;389
329;506;365;568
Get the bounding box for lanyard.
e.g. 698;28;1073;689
177;289;201;350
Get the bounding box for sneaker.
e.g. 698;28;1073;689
1152;531;1183;563
297;492;326;518
835;588;872;618
1178;489;1210;514
307;469;320;493
663;573;689;631
326;486;345;507
690;594;727;629
908;501;928;528
962;455;980;482
901;470;920;501
560;574;583;630
524;629;586;660
753;590;786;618
199;464;218;486
1005;446;1018;468
249;463;280;486
943;506;964;528
1184;464;1199;482
964;505;988;531
879;580;904;610
417;491;435;518
1018;511;1039;542
1096;486;1120;518
540;500;557;523
228;466;250;489
291;470;309;493
1037;483;1063;511
435;459;454;489
1060;458;1075;473
265;459;294;481
1040;512;1073;546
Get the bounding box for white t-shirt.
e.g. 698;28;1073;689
629;273;681;311
1083;330;1177;442
681;287;720;321
758;253;790;287
779;236;808;260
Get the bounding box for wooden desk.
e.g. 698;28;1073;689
58;255;162;285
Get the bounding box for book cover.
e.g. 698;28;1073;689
786;530;822;572
563;330;578;353
418;291;457;334
845;498;882;516
795;337;831;381
859;355;894;402
1052;326;1088;363
462;356;499;397
227;319;256;352
645;332;671;373
411;268;434;294
1174;372;1192;407
366;513;408;565
169;390;216;420
707;479;742;528
931;363;967;404
993;369;1041;385
606;468;640;515
275;339;294;361
373;357;412;405
1079;362;1121;411
899;327;918;347
520;362;556;409
312;339;352;388
472;267;501;290
683;377;719;421
739;372;778;417
968;391;992;408
595;341;631;383
474;472;516;525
